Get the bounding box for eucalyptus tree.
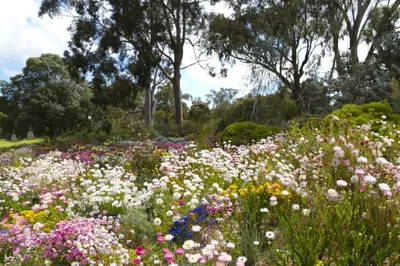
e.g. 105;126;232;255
206;0;328;114
40;0;207;128
323;0;400;76
321;0;400;105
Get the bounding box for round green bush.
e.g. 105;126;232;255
328;101;392;122
219;122;280;145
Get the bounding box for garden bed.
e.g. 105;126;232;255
1;117;400;265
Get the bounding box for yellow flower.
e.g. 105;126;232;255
239;188;249;197
256;185;265;194
270;183;282;196
223;184;239;195
314;260;324;266
228;184;238;192
18;210;46;224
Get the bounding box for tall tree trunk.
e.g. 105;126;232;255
144;87;152;126
172;64;183;129
328;1;345;77
349;33;359;73
172;47;184;129
151;86;155;124
333;33;345;76
143;67;153;127
291;41;306;115
292;76;306;115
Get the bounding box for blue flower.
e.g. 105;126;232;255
167;204;209;242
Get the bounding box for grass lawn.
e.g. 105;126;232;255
0;138;45;149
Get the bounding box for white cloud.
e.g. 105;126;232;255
0;0;71;76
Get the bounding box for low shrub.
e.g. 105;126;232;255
219;122;281;145
326;101;393;124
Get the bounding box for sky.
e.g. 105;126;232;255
0;0;369;101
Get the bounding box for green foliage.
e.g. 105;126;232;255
0;138;45;150
291;101;400;141
153;85;191;136
120;208;157;248
300;79;332;115
188;102;211;123
328;63;392;106
196;119;219;149
103;107;130;136
0;112;6;133
206;0;327;113
40;0;206;127
0;54;93;137
41;0;159;113
326;101;393;124
206;88;238;109
51;132;111;148
219;122;280;145
153;123;181;137
123;141;162;187
211;88;300;134
269;122;400;265
175;102;213;138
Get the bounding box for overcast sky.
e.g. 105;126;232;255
0;0;369;101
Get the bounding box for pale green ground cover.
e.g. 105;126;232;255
0;138;45;149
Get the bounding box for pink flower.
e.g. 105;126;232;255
162;248;170;254
157;236;164;243
135;246;145;256
175;248;184;256
133;258;141;265
384;191;392;197
21;201;31;206
164;252;174;260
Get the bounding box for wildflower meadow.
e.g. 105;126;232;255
2;112;400;265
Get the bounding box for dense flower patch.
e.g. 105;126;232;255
2;117;400;265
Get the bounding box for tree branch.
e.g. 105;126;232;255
155;43;174;64
160;0;176;47
180;57;213;70
157;62;173;81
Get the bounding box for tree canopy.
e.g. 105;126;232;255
39;0;207;128
1;0;400;139
0;54;92;137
